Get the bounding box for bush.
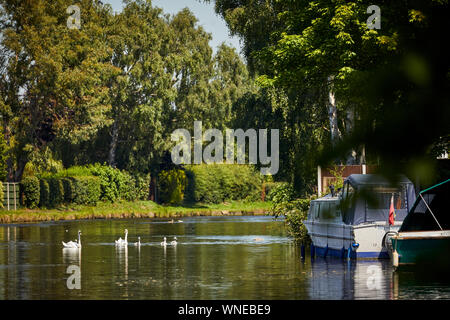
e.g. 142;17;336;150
185;164;262;204
48;178;64;207
71;176;101;205
158;169;187;205
0;182;3;209
61;178;74;203
39;179;50;208
20;176;40;209
134;173;149;200
266;182;294;203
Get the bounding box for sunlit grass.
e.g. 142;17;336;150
0;200;272;223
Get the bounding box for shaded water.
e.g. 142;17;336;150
0;216;449;299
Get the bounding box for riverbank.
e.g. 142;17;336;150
0;200;272;224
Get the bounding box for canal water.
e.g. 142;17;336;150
0;216;449;299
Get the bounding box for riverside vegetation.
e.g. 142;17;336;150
1;163;273;224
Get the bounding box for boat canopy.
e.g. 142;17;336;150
341;174;416;225
399;179;450;232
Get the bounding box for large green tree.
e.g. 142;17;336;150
209;0;450;188
0;0;117;181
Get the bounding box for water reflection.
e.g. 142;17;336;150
0;216;449;299
308;259;394;299
62;248;81;265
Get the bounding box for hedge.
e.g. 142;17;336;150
0;182;3;209
20;176;40;209
71;176;101;205
39;179;50;208
48;177;64;207
61;177;75;203
158;169;187;205
184;164;262;204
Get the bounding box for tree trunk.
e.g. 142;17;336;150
326;77;341;145
345;107;357;164
108;120;118;168
14;157;28;182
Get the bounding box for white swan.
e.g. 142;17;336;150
170;237;177;246
62;230;82;248
134;237;141;247
115;229;128;245
160;237;167;246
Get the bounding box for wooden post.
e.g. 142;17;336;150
317;166;322;197
13;183;16;210
7;182;9;211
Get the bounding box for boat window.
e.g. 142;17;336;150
367;185;407;209
308;202;316;220
315;203;320;219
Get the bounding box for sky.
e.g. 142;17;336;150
104;0;242;55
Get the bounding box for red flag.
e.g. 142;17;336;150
389;194;395;225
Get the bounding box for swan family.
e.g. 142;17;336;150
160;236;177;246
62;229;178;248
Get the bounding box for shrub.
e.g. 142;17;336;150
20;176;40;208
48;178;64;207
88;164;139;202
134;173;149;200
61;178;74;203
71;176;101;205
39;179;50;208
158;169;187;205
0;182;3;209
266;182;294;203
184;164;262;204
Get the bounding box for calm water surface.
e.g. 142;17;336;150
0;216;449;299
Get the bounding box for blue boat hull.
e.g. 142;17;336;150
313;245;390;259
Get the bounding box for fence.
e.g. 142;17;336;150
2;182;19;210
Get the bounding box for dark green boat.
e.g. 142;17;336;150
387;179;450;269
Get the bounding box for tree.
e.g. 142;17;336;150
209;0;450;186
0;0;117;181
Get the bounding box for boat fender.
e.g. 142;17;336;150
324;245;329;258
392;250;399;267
301;244;305;260
352;242;359;249
310;244;315;259
347;245;352;259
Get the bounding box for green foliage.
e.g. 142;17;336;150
328;165;345;191
270;185;312;243
20;177;40;209
39;179;50;208
51;164;147;202
185;164;262;204
282;199;312;244
48;178;64;207
89;164;124;202
158;169;187;205
61;178;75;203
133;174;150;201
267;182;295;204
71;176;101;205
0;132;8;181
0;182;3;209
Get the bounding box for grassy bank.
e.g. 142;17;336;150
0;200;272;224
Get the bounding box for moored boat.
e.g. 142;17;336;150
387;179;450;269
304;174;416;259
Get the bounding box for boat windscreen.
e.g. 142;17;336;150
400;180;450;232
